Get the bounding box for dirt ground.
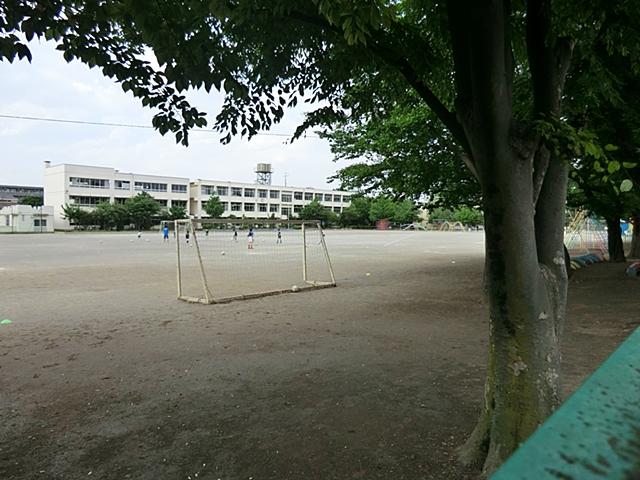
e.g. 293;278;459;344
0;231;638;480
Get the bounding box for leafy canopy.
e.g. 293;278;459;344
203;195;225;218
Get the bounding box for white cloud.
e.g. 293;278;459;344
0;40;357;189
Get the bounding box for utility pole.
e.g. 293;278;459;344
283;173;289;187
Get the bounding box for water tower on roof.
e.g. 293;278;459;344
255;163;273;185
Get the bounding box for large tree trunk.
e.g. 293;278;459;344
606;216;626;262
629;213;640;259
447;0;572;475
459;139;567;475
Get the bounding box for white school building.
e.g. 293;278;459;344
189;179;352;220
44;162;190;230
43;162;352;229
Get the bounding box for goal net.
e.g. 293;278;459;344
175;219;336;304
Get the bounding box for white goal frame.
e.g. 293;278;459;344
175;218;336;304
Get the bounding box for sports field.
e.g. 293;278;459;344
0;230;636;479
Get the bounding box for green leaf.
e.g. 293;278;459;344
607;161;620;174
622;162;637;169
593;160;604;172
620;179;633;192
604;144;619;151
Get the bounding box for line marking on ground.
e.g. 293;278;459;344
423;251;446;255
383;236;415;247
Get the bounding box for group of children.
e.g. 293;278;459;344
161;224;283;249
245;227;282;249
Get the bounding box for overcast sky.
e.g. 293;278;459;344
0;41;353;189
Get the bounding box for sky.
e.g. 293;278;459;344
0;41;353;189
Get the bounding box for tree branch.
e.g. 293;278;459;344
286;8;473;160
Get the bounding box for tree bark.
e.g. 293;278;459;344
629;214;640;259
448;0;571;475
606;216;626;262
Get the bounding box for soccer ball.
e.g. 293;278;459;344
291;285;300;292
221;251;226;256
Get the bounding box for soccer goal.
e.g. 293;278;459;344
174;218;336;304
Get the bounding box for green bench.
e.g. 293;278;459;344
491;327;640;479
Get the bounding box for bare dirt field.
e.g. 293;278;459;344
1;230;638;480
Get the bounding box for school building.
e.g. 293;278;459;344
42;162;352;229
189;179;352;220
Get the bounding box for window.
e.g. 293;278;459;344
231;202;242;211
69;196;109;206
244;203;255;212
333;195;341;202
5;216;9;226
114;197;128;204
231;187;243;197
114;180;130;190
258;203;268;212
304;192;313;201
269;190;280;199
258;189;268;198
172;200;187;208
281;193;292;202
34;219;47;227
294;191;303;200
201;185;216;196
223;202;229;211
134;182;167;192
333;207;341;213
69;177;109;189
281;207;291;217
217;186;228;196
324;194;333;202
269;204;279;212
293;205;302;213
171;184;188;193
314;193;323;200
244;188;255;197
156;199;168;207
343;195;351;203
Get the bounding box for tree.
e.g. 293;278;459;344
392;199;418;224
203;195;224;218
326;85;481;210
630;214;640;259
339;197;372;228
4;2;639;472
93;201;116;230
368;197;396;223
298;199;336;226
61;203;94;228
18;195;43;207
125;192;160;230
168;204;187;220
453;206;483;228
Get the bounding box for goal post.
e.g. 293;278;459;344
175;218;336;304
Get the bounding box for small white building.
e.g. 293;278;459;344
0;205;54;233
44;162;190;230
189;179;352;219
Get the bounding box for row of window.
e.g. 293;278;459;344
69;177;188;193
211;202;343;214
71;196;188;208
2;216;48;227
200;185;349;203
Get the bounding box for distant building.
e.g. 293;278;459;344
0;205;54;233
190;179;352;219
44;162;190;230
43;162;353;230
0;184;44;208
